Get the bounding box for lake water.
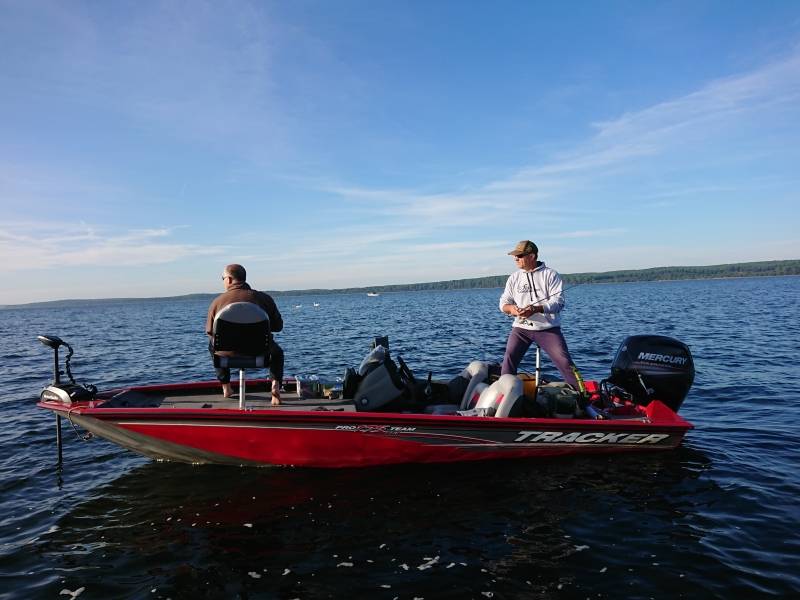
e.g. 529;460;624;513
1;277;799;599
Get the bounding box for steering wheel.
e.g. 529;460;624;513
397;355;417;387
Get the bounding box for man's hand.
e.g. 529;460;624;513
504;304;540;318
517;305;535;318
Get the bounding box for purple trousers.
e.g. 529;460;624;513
501;326;579;388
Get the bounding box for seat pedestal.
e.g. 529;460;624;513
238;369;246;409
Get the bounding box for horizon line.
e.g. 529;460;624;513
3;258;797;309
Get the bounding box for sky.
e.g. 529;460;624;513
1;0;799;305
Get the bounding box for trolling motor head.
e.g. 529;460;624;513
38;335;71;384
37;335;96;404
37;335;66;350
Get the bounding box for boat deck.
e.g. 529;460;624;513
104;387;357;412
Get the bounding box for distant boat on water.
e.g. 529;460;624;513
367;292;380;297
313;302;320;307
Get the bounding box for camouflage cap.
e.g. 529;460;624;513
507;240;539;257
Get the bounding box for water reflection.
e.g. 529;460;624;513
30;448;718;598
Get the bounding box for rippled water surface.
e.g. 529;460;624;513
1;277;799;599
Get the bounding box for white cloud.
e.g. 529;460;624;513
0;1;293;156
0;223;223;270
550;228;628;240
592;51;800;143
321;47;800;225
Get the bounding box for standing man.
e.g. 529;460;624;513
206;264;285;404
499;240;580;389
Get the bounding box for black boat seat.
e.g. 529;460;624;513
212;302;271;407
214;354;268;369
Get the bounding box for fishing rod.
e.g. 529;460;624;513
530;282;584;305
455;282;586;359
510;281;585;315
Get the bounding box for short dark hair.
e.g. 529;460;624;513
224;264;246;282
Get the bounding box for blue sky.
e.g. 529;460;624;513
1;0;799;305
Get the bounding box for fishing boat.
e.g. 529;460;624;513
366;292;380;297
36;314;695;469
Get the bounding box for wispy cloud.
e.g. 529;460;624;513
0;1;296;158
592;51;800;142
246;224;431;268
322;185;551;228
0;223;223;270
0;161;128;203
550;228;628;240
322;47;800;224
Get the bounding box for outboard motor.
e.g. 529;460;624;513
607;335;694;412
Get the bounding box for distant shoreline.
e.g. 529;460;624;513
3;259;798;309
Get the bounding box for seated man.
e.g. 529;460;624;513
206;263;285;404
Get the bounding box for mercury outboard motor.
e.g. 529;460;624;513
607;335;694;413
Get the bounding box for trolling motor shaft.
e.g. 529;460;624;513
37;335;68;469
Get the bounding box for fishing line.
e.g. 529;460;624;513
526;282;585;306
456;282;587;361
407;283;587;368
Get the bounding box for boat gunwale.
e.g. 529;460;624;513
37;399;694;432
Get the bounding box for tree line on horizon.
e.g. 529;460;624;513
318;259;800;294
5;259;799;308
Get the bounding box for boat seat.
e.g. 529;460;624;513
459;374;525;417
212;302;271;408
458;361;491;410
353;361;405;411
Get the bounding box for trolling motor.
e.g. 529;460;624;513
38;335;97;469
38;335;96;404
